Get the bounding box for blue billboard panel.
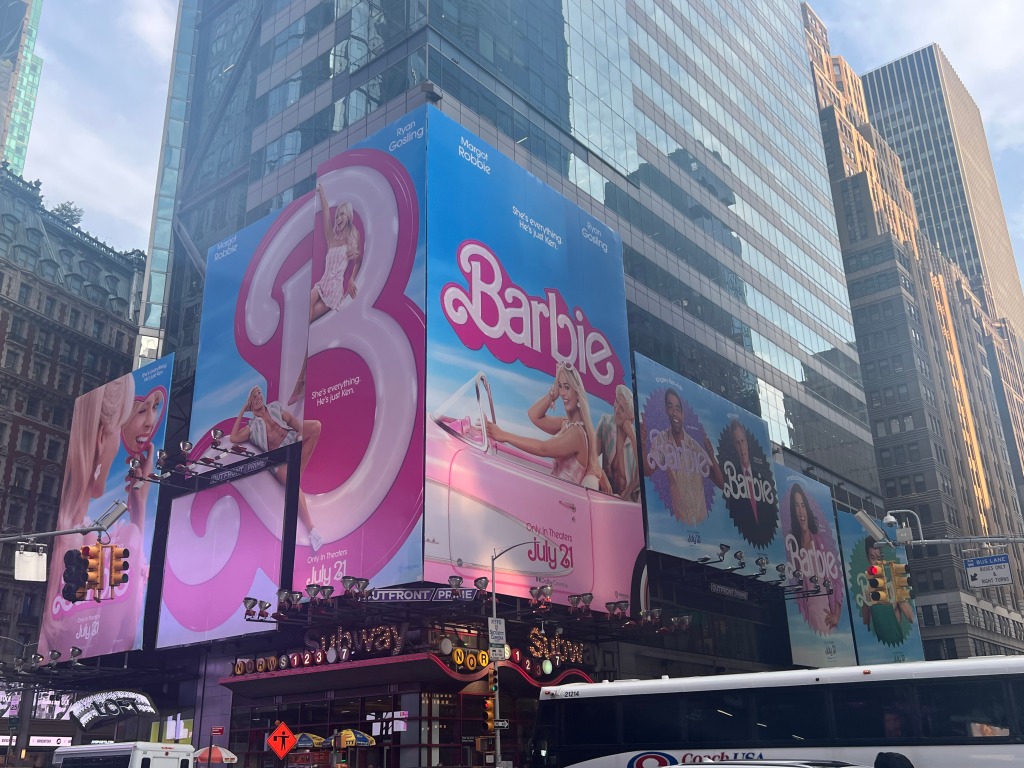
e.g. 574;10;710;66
835;510;925;663
635;353;784;570
423;107;644;607
776;465;856;667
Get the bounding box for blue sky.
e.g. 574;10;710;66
20;1;1024;288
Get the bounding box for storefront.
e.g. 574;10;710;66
221;619;593;768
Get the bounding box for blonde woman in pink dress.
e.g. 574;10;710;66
485;362;607;491
288;183;363;405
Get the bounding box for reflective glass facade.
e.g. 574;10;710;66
0;0;41;176
145;0;876;486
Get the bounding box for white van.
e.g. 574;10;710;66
52;742;194;768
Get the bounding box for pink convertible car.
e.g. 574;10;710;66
424;373;645;607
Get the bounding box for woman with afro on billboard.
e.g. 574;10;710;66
485;361;609;492
288;182;363;405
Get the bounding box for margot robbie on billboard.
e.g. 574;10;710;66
485;361;607;491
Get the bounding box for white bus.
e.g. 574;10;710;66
53;743;195;768
529;656;1024;767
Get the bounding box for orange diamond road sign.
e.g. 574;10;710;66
268;722;297;759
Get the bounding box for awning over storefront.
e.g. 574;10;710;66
219;652;592;697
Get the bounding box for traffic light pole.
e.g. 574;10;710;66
0;500;128;544
490;541;537;768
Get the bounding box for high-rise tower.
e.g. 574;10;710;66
0;0;42;176
862;45;1024;338
141;0;878;490
805;4;1024;658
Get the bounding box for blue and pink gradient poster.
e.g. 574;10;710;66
422;108;644;607
775;464;856;667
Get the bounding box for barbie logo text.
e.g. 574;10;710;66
646;428;712;475
785;534;840;584
441;241;624;402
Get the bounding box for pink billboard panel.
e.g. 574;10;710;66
186;116;427;598
156;469;285;647
38;356;174;660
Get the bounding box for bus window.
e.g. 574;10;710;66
622;694;684;745
832;684;916;741
751;686;830;743
683;690;753;745
561;698;618;747
917;679;1012;739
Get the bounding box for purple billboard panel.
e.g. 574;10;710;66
423;108;643;607
775;465;856;667
156;469;285;647
38;356;174;660
635;353;785;571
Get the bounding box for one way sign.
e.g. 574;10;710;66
964;554;1012;589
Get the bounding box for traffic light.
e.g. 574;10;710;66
83;545;104;592
891;562;912;602
487;666;498;695
482;696;495;733
61;548;88;602
865;564;890;604
108;546;130;587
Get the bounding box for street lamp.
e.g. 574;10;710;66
489;540;539;768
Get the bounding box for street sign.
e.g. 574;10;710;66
268;722;297;759
488;617;506;645
211;726;225;736
489;645;506;661
964;554;1013;588
493;719;510;730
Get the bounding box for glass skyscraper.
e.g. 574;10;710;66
143;0;876;488
0;0;42;176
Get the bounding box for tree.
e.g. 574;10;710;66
51;201;84;226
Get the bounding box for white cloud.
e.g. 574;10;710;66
22;0;175;250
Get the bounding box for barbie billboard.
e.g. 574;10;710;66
179;109;426;620
38;355;174;659
156;469;284;646
422;109;644;606
775;464;856;667
635;353;785;571
835;510;924;664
